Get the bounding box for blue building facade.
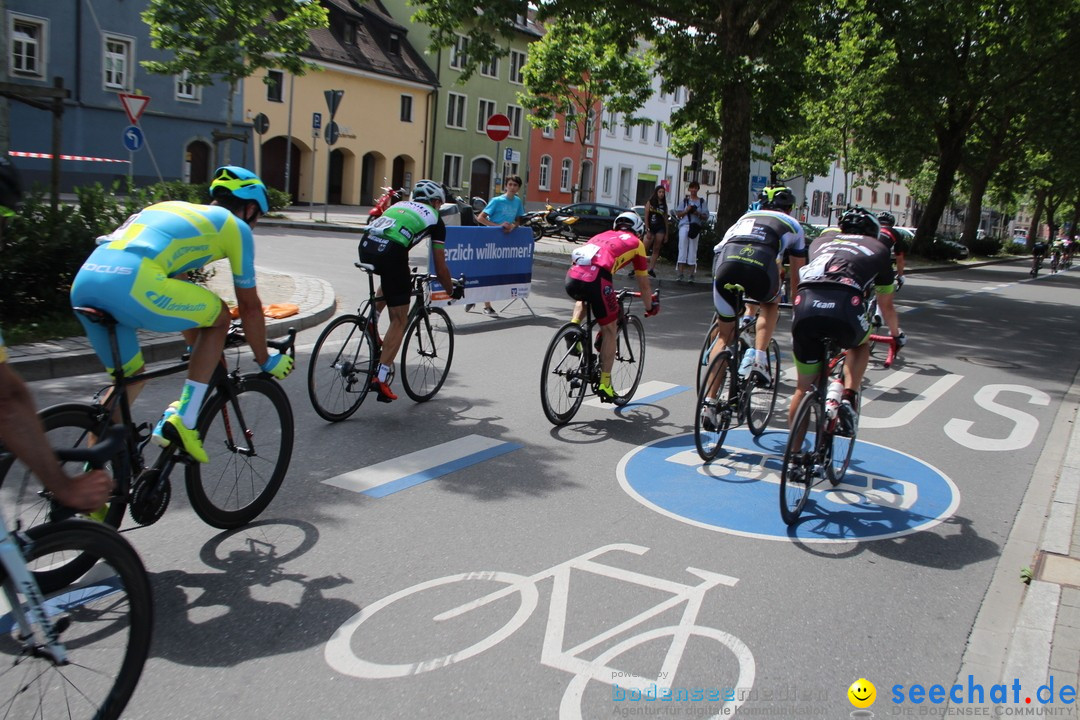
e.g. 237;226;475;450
7;0;244;191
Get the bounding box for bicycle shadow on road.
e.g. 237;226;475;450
147;519;360;667
787;511;998;570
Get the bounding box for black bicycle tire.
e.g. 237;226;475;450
612;315;645;406
540;324;588;426
0;403;129;587
694;352;733;461
745;338;781;436
826;391;859;486
400;307;455;402
780;391;820;525
695;315;721;396
186;376;293;529
307;314;375;422
0;520;153;720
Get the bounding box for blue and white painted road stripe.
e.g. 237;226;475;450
323;434;521;498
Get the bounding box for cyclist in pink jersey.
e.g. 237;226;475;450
565;212;658;401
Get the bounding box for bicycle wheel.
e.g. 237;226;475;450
307;314;375;422
186;376;293;529
745;338;780;436
827;392;858;486
695;315;721;395
780;391;822;525
540;324;588;426
694;353;734;461
0;520;152;720
611;315;645;406
400;307;454;402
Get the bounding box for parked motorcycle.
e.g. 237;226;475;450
521;204;581;242
439;184;478;226
368;186;406;219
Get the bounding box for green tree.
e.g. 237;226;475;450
519;19;653;201
412;0;823;233
141;0;328;164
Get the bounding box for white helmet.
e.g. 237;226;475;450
411;179;445;204
614;211;644;235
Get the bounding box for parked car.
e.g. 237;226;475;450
552;202;632;240
927;237;970;260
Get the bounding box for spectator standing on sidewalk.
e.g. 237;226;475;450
471;175;526;315
675;182;708;283
643;185;669;278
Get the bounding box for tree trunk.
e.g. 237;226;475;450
1069;192;1080;240
715;78;752;235
913;134;964;249
223;80;235;166
961;169;991;248
1025;189;1045;246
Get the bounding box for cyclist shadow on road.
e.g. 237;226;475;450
547;403;685;446
148;519;360;667
789;511;998;570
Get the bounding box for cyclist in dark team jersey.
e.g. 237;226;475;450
70;166;293;464
789;207;904;430
359;179;464;402
877;211;909;290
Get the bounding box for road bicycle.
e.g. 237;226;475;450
779;338;859;525
0;310;296;585
863;294;904;369
308;262;462;422
693;286;781;462
325;543;755;718
0;427;153;720
539;289;656;426
1030;255;1044;277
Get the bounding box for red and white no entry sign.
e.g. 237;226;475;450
485;113;511;142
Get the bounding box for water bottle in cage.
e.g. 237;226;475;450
825;378;844;419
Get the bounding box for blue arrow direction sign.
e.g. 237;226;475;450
122;125;144;152
312;112;322;130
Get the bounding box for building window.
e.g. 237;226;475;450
538;155;551;190
480;55;499;78
603;167;612;195
509;50;526;84
477;98;496;132
885;193;891;206
507;105;523;138
388;33;400;55
836;193;845;206
624;118;632;139
442;154;463;188
103;34;134;91
871;190;878;204
564;117;575;142
655;122;663;145
176;70;200;102
855;188;863;202
542;124;554;139
906;196;911;208
585;110;596;145
606;111;616;137
560;158;572;192
895;193;901;206
811;191;822;217
640;121;650;142
10;14;46;79
673;87;681;103
446;92;466;129
267;70;284;102
450;34;468;70
400;94;413;122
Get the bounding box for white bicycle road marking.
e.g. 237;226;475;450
325;543;755;717
944;384;1050;451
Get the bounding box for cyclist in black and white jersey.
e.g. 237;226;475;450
790;207;904;430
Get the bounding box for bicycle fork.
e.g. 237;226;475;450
0;533;69;664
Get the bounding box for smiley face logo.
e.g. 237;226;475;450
848;678;876;708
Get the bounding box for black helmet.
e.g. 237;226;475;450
878;211;896;227
838;206;881;237
758;186;795;211
0;156;22;217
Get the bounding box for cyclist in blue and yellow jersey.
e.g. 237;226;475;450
565;211;658;402
711;186;808;382
359;179;464;403
70;166;293;463
0;157;112;511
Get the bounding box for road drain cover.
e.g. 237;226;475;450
958;356;1021;369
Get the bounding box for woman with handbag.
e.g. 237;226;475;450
676;181;707;283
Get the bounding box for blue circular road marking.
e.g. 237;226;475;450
617;430;959;543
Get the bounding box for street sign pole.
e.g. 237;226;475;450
310;134;318;221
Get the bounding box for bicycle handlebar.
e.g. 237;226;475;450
226;325;298;360
52;425;126;469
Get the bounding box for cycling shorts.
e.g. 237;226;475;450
359;234;411;307
565;268;618;326
712;242;780;319
70;246;225;376
790;285;871;375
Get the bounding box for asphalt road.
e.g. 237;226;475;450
21;228;1080;718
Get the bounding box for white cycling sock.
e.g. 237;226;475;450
177;380;209;428
377;363;391;382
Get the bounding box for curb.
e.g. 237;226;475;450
9;275;337;382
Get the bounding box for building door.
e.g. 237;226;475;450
328;149;344;205
580;160;594;201
185;140;211;184
260;137;301;201
470;158;493;201
360;153;377;205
